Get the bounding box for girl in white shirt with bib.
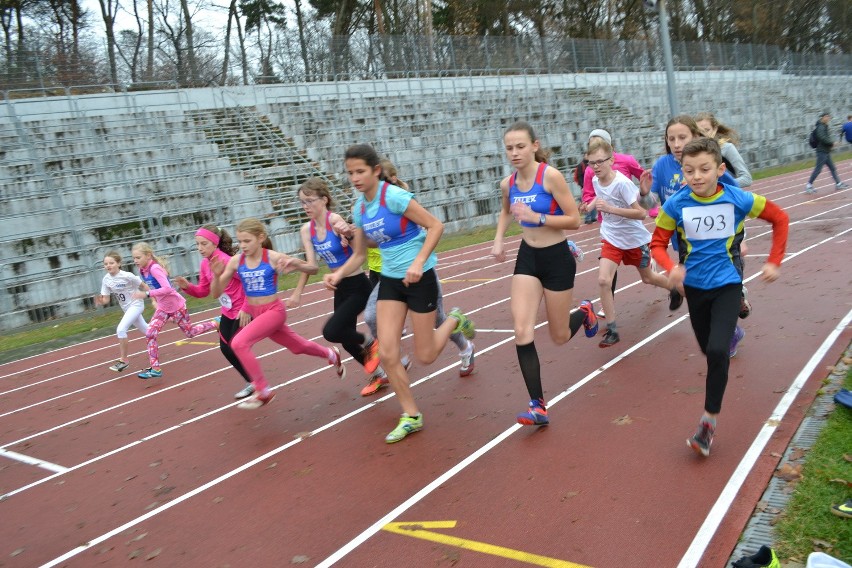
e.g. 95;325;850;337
95;251;149;372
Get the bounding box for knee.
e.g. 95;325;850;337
378;342;400;366
514;325;534;345
322;323;337;344
145;328;157;340
550;329;570;345
598;275;613;289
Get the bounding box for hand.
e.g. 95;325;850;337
132;291;147;300
402;260;424;287
666;264;686;293
639;170;652;195
174;276;189;289
509;202;535;225
331;218;354;238
94;295;109;306
209;256;226;276
578;201;588;213
323;272;339;291
594;197;612;214
491;243;506;263
760;262;780;283
276;255;299;274
238;311;252;327
286;293;301;309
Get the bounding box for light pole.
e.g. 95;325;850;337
646;0;678;116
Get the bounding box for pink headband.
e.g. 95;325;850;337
195;227;220;246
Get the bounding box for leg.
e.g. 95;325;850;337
364;283;380;339
825;154;840;184
808;152;828;184
323;283;370;365
512;274;544;400
434;274;468;352
636;265;670;289
115;306;141;363
598;258;618;323
217;314;252;383
377;299;418;416
172;308;217;338
143;310;168;370
230;305;289;393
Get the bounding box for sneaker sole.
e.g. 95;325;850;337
360;381;388;396
385;425;423;443
238;392;276;410
517;417;549;426
687;438;711;457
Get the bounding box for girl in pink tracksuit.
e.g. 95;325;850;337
131;242;218;379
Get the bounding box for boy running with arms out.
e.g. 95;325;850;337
650;138;788;456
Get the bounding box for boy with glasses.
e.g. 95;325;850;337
587;138;673;347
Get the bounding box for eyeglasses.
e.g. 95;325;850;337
588;156;612;167
299;197;321;206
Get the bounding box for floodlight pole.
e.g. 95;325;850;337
656;0;679;116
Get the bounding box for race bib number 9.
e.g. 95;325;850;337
682;203;736;240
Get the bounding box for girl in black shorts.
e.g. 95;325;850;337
491;121;598;426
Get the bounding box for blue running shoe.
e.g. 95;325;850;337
138;367;162;379
729;326;745;358
578;300;598;337
517;399;549;426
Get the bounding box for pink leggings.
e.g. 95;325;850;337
231;299;330;393
145;308;217;369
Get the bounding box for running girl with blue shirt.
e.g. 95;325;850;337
286;178;381;385
130;242;218;379
331;144;476;443
209;218;345;410
95;251;149;372
650;138;788;457
491;121;598;427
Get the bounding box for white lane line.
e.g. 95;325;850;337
676;307;852;568
0;449;68;473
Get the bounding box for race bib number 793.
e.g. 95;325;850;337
682;203;736;240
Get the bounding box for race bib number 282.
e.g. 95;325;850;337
682;203;736;240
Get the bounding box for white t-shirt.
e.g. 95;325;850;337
101;270;145;311
593;170;651;250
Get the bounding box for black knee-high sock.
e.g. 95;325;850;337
516;341;543;401
568;309;585;339
611;270;618;297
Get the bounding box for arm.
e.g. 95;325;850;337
287;224;319;307
755;198;789;282
322;228;367;290
178;259;212;298
210;255;239;298
400;198;443;285
144;264;173;299
722;143;752;188
594;197;647;220
581;166;596;205
491;179;515;263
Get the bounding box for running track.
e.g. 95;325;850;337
1;162;850;568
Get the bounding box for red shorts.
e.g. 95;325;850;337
600;239;651;268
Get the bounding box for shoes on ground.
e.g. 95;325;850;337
449;308;476;340
732;545;781;568
739;286;752;319
459;342;475;377
729;325;745;358
234;383;255;400
669;288;684;311
138;367;162;379
385;413;423;443
360;368;389;396
567;240;585;262
804;183;816;194
830;499;852;519
596;308;606;318
109;360;129;372
237;389;275;410
362;339;380;374
578;300;599;337
688;419;715;457
330;346;346;380
836;182;850;190
517;398;549;426
599;329;620;348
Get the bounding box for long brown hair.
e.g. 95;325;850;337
198;224;237;255
664;115;704;155
694;111;740;146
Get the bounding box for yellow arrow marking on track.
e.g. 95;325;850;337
175;340;219;346
382;521;593;568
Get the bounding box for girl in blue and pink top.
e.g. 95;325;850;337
287;178;379;383
130;242;218;379
175;225;254;400
209;218;344;410
331;144;475;444
491;121;598;427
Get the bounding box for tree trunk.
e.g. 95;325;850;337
180;0;198;85
221;0;237;85
98;0;119;85
235;10;248;85
146;0;154;80
294;0;310;80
